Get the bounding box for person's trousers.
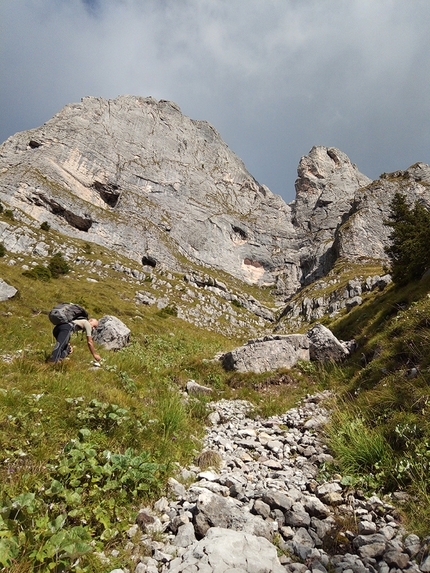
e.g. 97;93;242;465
50;323;74;362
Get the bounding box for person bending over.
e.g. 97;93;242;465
49;317;101;363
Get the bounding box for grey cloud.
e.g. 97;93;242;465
1;0;430;202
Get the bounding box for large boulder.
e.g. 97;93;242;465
0;278;17;302
168;527;285;573
92;315;130;350
193;489;273;540
307;323;353;361
221;334;310;373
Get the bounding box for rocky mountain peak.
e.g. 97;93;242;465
292;146;371;232
1;96;430;301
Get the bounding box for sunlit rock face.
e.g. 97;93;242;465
1;95;429;298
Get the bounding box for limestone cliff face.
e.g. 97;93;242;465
0;96;297;289
333;163;430;261
291;146;372;284
1;95;429;299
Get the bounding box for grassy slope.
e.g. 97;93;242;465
0;231;313;571
322;273;430;537
2;214;430;567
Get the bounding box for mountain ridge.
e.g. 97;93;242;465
1;95;430;303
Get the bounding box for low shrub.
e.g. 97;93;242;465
48;253;70;278
156;304;178;318
22;265;52;281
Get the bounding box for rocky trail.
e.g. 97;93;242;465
109;393;429;573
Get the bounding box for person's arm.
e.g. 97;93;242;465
87;336;101;362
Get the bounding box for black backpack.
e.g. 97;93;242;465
48;303;89;326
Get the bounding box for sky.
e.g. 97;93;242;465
1;0;430;203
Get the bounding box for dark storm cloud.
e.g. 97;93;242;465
1;0;429;202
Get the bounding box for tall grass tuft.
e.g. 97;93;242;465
327;408;394;484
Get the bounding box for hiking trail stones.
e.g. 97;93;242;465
109;393;427;573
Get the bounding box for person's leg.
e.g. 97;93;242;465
49;324;74;362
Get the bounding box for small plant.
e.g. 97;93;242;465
0;201;3;213
156;390;187;440
296;359;317;375
4;209;14;220
0;242;5;257
103;365;137;394
83;242;92;254
40;221;50;231
22;265;52;281
231;299;243;308
196;449;223;470
66;398;131;432
156;304;178;318
48;252;70;278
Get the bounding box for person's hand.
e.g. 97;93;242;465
93;353;101;362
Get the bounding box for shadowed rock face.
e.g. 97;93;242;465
1;95;430;298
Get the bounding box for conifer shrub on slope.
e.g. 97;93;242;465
384;191;430;285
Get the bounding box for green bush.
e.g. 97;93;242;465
40;221;50;231
22;265;52;281
384;193;430;284
0;243;5;257
48;252;70;278
0;202;3;213
4;209;14;220
156;304;178;318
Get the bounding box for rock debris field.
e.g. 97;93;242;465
110;393;430;573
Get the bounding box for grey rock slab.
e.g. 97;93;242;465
307;323;351;362
261;491;293;512
186;380;213;396
382;550;410;569
0;278;17;301
167;527;285;573
358;521;377;535
353;534;387;549
284;509;311;528
404;534;421;558
357;542;386;560
253;499;271;519
221;335;310;373
193;489;273;540
303;495;331;518
316;482;343;496
173;523;196;548
167;477;187;500
421;555;430;572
